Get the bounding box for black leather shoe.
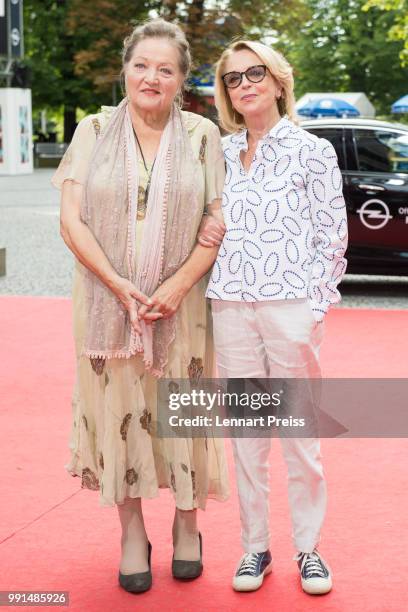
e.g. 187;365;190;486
118;541;152;593
172;532;203;580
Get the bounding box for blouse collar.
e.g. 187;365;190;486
229;116;295;152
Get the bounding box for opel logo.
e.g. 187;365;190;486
357;199;393;230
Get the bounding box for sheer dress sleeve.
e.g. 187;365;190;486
51;115;97;190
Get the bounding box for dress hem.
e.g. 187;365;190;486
65;463;229;511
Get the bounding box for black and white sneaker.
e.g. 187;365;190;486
295;549;332;595
232;550;273;592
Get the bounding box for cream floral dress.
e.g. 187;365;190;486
52;106;230;509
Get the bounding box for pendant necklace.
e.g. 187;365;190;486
132;126;156;220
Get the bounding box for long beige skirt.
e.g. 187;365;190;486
65;262;230;510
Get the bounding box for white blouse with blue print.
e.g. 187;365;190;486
205;116;349;321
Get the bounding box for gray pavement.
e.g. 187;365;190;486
0;169;74;296
0;169;407;309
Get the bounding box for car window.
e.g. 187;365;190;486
303;128;345;169
354;129;408;174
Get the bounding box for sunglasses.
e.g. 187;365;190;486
222;64;267;89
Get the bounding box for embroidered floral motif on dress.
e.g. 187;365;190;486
199;134;207;163
90;357;105;375
82;468;99;490
139;409;152;434
168;380;180;394
170;462;176;492
188;357;203;384
125;468;138;485
120;413;132;441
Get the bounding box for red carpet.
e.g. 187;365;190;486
1;296;408;611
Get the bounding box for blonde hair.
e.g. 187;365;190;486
215;40;298;133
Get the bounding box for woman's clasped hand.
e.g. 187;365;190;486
138;275;189;323
111;275;189;333
109;276;161;334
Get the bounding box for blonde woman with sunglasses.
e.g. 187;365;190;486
200;40;348;595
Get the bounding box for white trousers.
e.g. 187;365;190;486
211;299;327;554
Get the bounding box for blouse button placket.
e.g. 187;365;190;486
240;148;261;298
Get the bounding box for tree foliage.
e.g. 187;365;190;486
288;0;408;115
24;0;96;139
22;0;408;139
67;0;308;91
67;0;154;95
363;0;408;66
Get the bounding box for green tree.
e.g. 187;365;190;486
288;0;408;115
21;0;313;139
228;0;310;42
68;0;237;91
68;0;308;96
363;0;408;66
24;0;97;141
67;0;155;99
24;0;154;140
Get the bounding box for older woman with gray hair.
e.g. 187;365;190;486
52;18;229;593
